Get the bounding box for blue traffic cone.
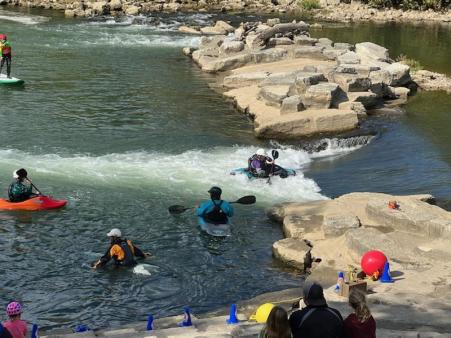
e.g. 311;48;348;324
380;261;394;283
146;315;154;331
31;324;38;338
179;306;192;327
226;304;239;324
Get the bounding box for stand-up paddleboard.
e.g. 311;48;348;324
0;74;24;85
198;217;231;237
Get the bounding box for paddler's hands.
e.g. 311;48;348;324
91;260;101;270
144;252;152;258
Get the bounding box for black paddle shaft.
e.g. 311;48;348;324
168;195;256;214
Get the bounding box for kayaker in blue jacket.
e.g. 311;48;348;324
8;168;39;202
196;186;234;225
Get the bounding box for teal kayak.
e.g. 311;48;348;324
0;74;24;85
198;217;231;237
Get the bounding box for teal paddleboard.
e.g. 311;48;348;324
0;74;24;85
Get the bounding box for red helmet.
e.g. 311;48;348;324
0;34;6;40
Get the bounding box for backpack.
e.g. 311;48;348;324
205;200;228;225
119;240;137;267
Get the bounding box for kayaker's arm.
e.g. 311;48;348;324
222;201;234;217
132;245;147;259
195;201;210;217
92;247;113;269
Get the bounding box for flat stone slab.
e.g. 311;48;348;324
294;46;326;59
283;214;324;238
281;95;304;114
338;51;361;65
294;35;318;46
348;91;380;108
202;53;253;72
223;71;269;88
252;48;288;64
323;214;361;237
355;42;391;63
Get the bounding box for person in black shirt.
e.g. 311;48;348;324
289;281;344;338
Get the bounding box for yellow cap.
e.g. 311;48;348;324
249;303;274;323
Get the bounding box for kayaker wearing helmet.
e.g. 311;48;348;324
0;35;12;79
2;301;27;338
248;148;274;177
8;169;40;203
92;228;151;269
196;187;234;225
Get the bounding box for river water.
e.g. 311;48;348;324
0;8;450;330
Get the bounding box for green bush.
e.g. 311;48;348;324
299;0;321;10
396;54;423;72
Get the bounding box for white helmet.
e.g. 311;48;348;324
107;228;122;237
256;148;266;156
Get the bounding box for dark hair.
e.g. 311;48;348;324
349;289;371;323
264;306;291;338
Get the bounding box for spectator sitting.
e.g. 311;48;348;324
2;302;27;338
289;281;343;338
259;305;291;338
0;323;13;338
344;289;376;338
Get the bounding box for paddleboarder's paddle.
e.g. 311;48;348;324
168;195;256;215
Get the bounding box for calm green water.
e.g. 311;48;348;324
0;7;450;331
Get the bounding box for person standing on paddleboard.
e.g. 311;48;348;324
0;35;13;79
196;187;234;225
92;228;151;269
8;169;40;203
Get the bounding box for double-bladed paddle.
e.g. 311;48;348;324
267;150;279;185
168;195;256;215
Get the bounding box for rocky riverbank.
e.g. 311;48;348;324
313;2;451;24
267;192;451;333
183;19;417;139
1;0;450;23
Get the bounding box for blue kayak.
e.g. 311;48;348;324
198;217;231;237
230;165;296;180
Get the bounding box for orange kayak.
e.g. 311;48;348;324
0;196;67;211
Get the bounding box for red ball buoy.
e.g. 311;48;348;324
361;250;387;276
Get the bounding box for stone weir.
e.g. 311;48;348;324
183;19;413;139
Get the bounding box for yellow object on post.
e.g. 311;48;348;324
249;303;275;323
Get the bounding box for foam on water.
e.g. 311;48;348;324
0;10;49;25
81;33;201;47
0;142;370;203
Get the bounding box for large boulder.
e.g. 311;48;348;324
355;42;391;64
316;37;333;48
124;4;140;15
201;25;227;35
347;91;380;109
385;62;411;86
281;95;304;114
323;214;361;237
91;1;109;15
109;0;122;11
259;85;291;106
338;51;361;65
214;20;235;33
334;42;353;51
294;46;326;60
199;36;224;50
338;101;367;119
303;83;345;109
333;73;372;92
268;37;294;47
220;40;245;55
253;48;288;64
336;64;380;77
294;36;318;46
294;72;327;94
322;48;347;61
223;72;269;89
272;238;312;269
178;26;201;35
